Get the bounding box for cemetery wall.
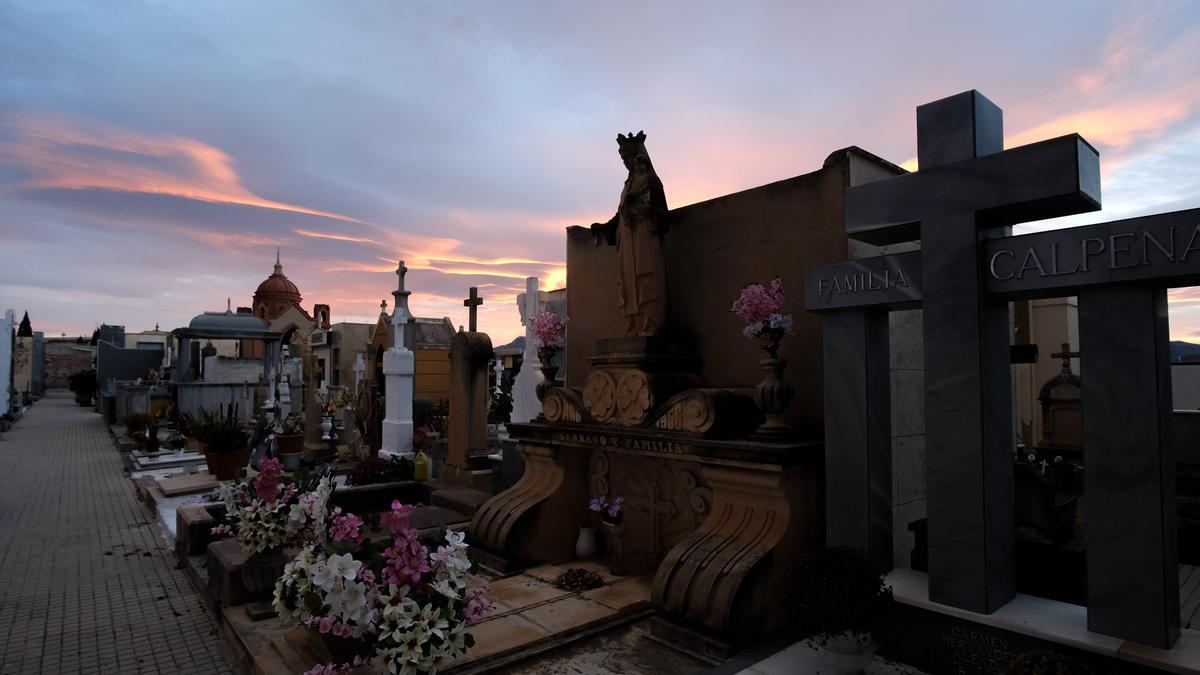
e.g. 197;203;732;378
565;147;903;435
44;340;93;388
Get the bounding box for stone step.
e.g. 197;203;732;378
431;486;493;517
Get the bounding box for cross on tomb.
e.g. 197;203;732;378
812;91;1187;647
1051;342;1080;373
1038;459;1050;475
463;287;483;332
842;90;1099;614
625;483;677;557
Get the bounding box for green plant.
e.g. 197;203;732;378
278;413;304;435
182;404;247;455
122;412;157;436
67;369;97;404
553;568;604;592
779;546;892;646
1005;650;1091;675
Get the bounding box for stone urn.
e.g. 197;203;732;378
241;547;289;599
535;347;560;404
754;357;794;437
601;521;626;576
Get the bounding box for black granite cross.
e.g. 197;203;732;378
463;287;483;332
844;91;1100;615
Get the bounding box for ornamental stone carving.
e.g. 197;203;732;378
583;370;617;421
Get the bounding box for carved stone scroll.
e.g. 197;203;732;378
652;464;820;654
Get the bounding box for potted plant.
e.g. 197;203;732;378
184;404;248;480
275;413;305;470
589;495;626;575
731;278;795;436
67;369;97;407
779;546;893;674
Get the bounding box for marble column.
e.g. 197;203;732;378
380;261;416;460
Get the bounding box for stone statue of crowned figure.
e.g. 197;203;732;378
591;130;670;337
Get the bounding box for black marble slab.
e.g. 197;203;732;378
1078;286;1181;648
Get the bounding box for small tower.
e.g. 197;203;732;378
380;260;417;460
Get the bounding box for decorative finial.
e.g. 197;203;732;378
226;298;231;313
380;298;388;313
273;248;283;276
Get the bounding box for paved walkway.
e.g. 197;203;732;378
0;391;233;674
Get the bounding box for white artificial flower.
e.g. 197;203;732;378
327;552;362;583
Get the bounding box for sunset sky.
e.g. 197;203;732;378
2;1;1200;342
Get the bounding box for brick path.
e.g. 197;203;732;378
0;391;233;674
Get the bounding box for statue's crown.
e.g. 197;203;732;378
616;130;647;149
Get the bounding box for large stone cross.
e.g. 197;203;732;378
845;90;1100;614
464;287;483;332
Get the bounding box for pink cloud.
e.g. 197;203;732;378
0;112;361;222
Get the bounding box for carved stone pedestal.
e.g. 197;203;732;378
468;421;822;652
582;336;702;427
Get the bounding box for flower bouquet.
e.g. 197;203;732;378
589;495;626;575
531;311;567;362
730;278;793;359
274;499;493;674
210;458;331;599
731;278;795;435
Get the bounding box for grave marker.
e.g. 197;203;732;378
809;90;1185;648
464;287;483;332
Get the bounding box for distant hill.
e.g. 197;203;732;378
1172;341;1200;362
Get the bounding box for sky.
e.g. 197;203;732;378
2;1;1200;343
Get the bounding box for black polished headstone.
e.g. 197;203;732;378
822;310;892;571
1078;286;1180;648
845;90;1101;614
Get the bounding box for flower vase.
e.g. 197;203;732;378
241;547;288;599
754;357;794;437
602;521;626;576
575;526;597;559
320;416;333;441
535;347;560;406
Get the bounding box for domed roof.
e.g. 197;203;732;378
188;304;270;333
254;250;302;303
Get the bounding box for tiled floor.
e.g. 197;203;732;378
0;392;233;674
455;560;652;669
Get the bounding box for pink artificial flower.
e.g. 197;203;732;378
331;622;351;638
253;457;284;503
209;524;233;536
588;496;606;512
329;511;365;545
730;279;785;324
317;616;335;634
381;501;414;535
464;584;493;624
531;311;567;348
303;665;337;675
